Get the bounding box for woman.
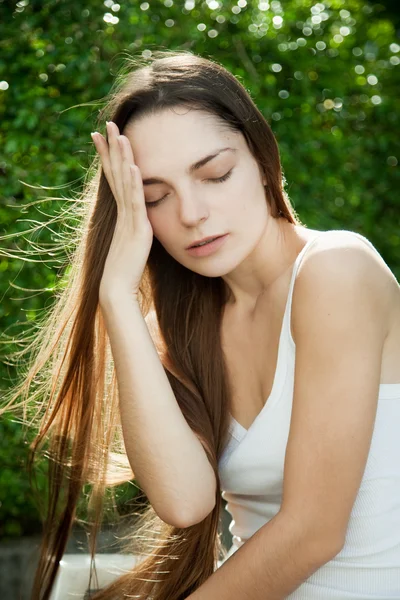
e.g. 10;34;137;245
2;50;400;599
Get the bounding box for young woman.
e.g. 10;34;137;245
2;50;400;599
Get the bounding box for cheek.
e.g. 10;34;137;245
147;212;172;244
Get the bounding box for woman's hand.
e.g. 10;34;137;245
91;121;154;305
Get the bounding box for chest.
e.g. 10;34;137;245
221;287;290;431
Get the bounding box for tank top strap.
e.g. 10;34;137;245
282;229;380;345
282;232;326;344
287;233;325;307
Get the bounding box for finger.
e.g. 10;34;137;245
119;136;135;211
106;122;125;206
117;135;147;212
119;137;146;215
92;133;119;203
118;133;136;167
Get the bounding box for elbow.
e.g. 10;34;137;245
152;466;218;529
157;496;217;529
184;497;217;528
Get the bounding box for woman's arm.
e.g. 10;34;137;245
100;291;217;528
187;235;389;599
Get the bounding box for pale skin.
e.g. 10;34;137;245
92;109;400;598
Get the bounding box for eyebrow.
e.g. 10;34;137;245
142;147;237;186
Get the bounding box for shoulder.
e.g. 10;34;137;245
292;230;391;343
298;230;385;278
296;229;391;291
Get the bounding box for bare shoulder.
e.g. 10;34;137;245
292;230;395;342
298;229;396;293
300;230;388;272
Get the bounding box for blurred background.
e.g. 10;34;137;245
0;0;399;597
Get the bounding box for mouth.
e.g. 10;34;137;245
186;234;229;257
187;235;225;249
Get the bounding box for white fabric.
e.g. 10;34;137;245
217;230;400;598
49;554;137;599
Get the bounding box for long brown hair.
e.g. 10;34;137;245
1;50;302;599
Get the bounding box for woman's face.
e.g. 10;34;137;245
125;106;269;278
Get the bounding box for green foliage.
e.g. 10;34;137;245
0;418;46;537
0;0;398;537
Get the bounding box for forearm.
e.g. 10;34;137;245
100;292;216;527
187;511;339;600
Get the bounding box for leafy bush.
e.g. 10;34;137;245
1;0;399;537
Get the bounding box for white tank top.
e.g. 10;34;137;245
217;230;400;598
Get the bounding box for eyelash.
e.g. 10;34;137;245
146;169;234;208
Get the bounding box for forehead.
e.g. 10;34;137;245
124;107;242;177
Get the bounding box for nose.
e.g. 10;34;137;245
177;188;209;227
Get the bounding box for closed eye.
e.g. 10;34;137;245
145;168;234;208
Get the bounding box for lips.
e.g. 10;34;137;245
186;234;229;257
188;235;224;249
191;236;221;248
